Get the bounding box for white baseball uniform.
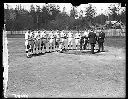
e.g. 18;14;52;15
75;32;81;45
68;31;73;45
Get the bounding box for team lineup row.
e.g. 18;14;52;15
25;29;105;58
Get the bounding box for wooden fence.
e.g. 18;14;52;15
6;31;27;34
95;29;126;37
6;29;126;37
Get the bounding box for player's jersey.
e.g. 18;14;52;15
25;31;31;47
25;31;29;40
29;31;34;40
54;31;60;38
68;31;73;38
75;32;81;39
82;31;88;37
60;31;65;38
49;32;54;39
63;31;67;39
34;31;39;39
40;31;46;38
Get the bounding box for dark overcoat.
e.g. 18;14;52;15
88;32;97;44
97;32;105;43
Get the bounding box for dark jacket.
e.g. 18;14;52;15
97;32;105;43
80;36;84;44
88;32;97;44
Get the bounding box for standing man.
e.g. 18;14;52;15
80;36;84;50
97;29;105;52
37;30;41;54
54;30;60;51
40;29;47;53
58;30;65;52
67;30;73;50
63;30;67;50
74;31;81;50
60;30;65;43
88;29;97;54
33;30;39;54
25;29;31;57
29;30;35;55
49;30;55;52
83;29;89;50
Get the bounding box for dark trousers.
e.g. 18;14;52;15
90;43;95;54
80;42;83;50
98;42;104;51
83;40;88;50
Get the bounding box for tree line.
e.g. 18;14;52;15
4;3;126;31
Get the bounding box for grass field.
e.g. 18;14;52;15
5;34;125;98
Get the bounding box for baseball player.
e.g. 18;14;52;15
48;30;55;52
67;30;73;50
33;30;39;54
83;30;89;50
37;30;41;54
40;30;47;53
74;31;81;50
25;30;32;58
29;30;35;55
58;30;65;52
54;30;60;51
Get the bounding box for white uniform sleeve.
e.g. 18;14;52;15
29;32;33;38
84;31;87;36
86;32;89;37
34;32;38;38
25;32;28;40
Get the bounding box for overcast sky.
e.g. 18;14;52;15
4;3;125;16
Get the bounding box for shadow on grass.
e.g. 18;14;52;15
61;49;106;55
28;48;108;58
31;50;56;57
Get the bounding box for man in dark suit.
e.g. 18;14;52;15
80;36;85;50
88;29;97;54
97;29;105;52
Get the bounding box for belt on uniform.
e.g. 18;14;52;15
75;38;80;39
50;38;54;39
